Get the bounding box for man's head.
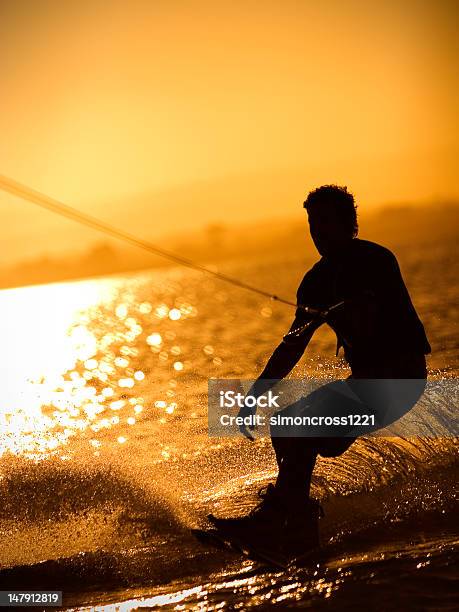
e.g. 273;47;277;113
303;185;358;256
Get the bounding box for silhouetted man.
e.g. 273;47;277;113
210;185;430;555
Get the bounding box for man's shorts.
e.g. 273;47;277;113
269;377;426;458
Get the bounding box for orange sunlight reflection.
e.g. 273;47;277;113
1;281;112;458
0;279;197;460
0;279;201;459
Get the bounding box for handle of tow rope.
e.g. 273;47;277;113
282;299;347;343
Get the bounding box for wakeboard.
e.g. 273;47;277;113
191;526;289;569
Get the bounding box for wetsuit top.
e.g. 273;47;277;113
291;239;431;372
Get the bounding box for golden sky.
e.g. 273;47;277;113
0;0;458;263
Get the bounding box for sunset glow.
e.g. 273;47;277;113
1;0;457;266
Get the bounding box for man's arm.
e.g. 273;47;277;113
248;310;323;398
237;310;322;440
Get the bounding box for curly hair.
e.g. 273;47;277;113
303;185;358;238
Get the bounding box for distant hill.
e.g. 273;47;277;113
0;203;457;289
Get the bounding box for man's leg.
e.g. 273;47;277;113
209;382;359;550
269;381;360;503
271;435;318;501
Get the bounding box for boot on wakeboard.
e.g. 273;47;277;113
208;483;323;558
